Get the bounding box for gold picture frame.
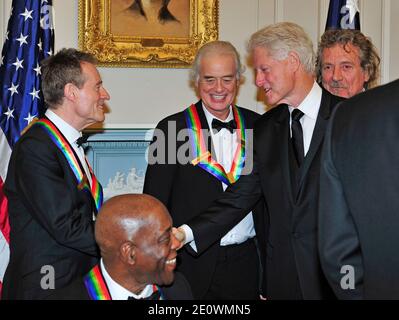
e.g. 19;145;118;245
78;0;218;68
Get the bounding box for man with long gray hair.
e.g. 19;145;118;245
316;29;380;98
144;40;265;299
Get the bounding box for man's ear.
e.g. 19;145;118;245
288;51;301;72
64;83;77;102
120;241;136;265
363;68;371;83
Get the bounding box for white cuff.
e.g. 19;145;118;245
180;224;197;252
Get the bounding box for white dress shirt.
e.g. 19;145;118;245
100;259;154;300
182;104;256;249
45;109;92;186
288;81;322;156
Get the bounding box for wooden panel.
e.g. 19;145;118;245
219;0;261;113
390;0;399;81
361;0;383;57
53;0;78;50
0;0;12;48
258;0;276;28
283;0;320;51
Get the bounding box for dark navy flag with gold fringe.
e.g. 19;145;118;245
326;0;361;30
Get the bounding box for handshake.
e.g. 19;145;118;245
172;227;186;250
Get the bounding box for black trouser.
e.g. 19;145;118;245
203;238;260;300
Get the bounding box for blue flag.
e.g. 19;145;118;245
325;0;360;30
0;0;54;294
0;0;54;148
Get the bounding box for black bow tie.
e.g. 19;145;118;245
128;290;161;301
76;134;88;147
211;118;237;133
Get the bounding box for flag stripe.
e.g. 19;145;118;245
0;130;12;182
0;176;10;284
0;178;10;243
0;221;10;284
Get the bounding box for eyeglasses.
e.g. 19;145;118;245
199;76;237;87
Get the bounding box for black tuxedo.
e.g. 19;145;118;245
47;268;193;300
143;101;265;299
3;120;99;300
319;79;399;299
186;89;343;299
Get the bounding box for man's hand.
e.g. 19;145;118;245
172;227;186;250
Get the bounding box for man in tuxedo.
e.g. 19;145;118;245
319;79;399;299
49;194;192;300
176;22;343;299
316;29;380;98
2;48;110;299
144;41;264;299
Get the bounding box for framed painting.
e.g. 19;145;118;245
78;0;219;68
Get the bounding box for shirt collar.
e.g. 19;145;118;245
288;82;322;120
202;103;234;129
100;259;153;300
45;109;81;145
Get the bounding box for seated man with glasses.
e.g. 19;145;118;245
144;41;265;299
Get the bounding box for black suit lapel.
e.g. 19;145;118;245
275;106;295;205
297;90;334;189
43;116;95;210
194;101;216;157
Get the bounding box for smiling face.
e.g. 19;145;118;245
252;46;296;107
321;43;369;98
73;62;110;129
133;207;179;286
197;52;238;120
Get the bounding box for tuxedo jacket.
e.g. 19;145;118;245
319;79;399;299
3;120;99;300
143;101;266;299
186;90;343;299
48;269;193;300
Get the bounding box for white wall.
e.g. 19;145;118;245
389;0;399;81
1;0;398;127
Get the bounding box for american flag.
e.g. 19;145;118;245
326;0;361;30
0;0;54;296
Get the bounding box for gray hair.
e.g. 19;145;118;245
316;29;380;89
41;48;97;109
247;22;315;74
190;40;245;85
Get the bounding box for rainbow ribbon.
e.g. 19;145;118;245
84;265;112;300
35;119;103;212
85;159;103;212
184;104;246;185
84;265;164;300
